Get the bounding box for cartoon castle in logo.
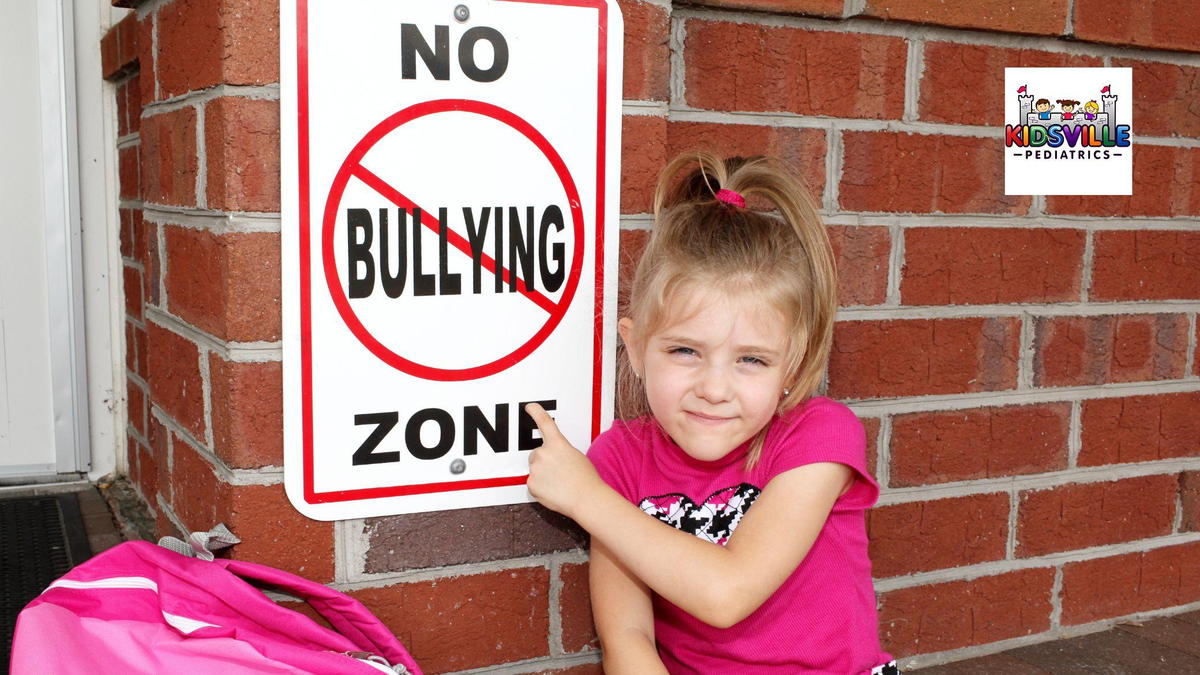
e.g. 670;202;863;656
1017;87;1118;138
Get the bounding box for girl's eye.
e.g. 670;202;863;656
740;356;768;366
668;346;696;356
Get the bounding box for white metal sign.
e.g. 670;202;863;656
281;0;621;519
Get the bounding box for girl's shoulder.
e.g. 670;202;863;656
587;415;657;461
772;396;864;439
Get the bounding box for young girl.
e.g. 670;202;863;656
525;153;896;674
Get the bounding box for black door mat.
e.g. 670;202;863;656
1;492;93;672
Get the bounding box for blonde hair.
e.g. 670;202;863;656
617;152;838;470
1085;100;1099;113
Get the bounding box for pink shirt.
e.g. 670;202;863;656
586;396;891;674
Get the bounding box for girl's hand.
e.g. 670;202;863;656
524;402;604;519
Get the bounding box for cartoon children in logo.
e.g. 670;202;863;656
1083;101;1099;120
1056;99;1080;120
1035;99;1052;120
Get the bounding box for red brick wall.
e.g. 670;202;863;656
104;0;1200;671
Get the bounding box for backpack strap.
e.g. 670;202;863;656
215;556;422;675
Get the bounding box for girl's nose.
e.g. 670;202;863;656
694;364;733;403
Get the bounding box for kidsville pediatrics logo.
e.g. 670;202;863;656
1004;67;1132;196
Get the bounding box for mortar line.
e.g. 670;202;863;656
1006;489;1018;559
1081;229;1094;302
883;223;903;306
825;126;841;213
876;457;1200;507
876;415;891;488
1049;566;1063;629
195;103;207;209
1018;313;1035;390
902;38;923;123
669;14;687;108
199;349;213;448
1068;400;1082;468
342;549;590;588
146;306;283;363
675;7;1200;67
839;301;1200;320
874;531;1200;591
1186;313;1197;378
548;557;564;657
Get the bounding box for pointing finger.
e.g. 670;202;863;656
524;402;565;443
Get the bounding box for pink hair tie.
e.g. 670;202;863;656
715;188;746;208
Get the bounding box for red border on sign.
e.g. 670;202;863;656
297;0;608;504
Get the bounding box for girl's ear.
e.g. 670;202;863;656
617;317;643;375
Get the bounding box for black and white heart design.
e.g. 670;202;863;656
638;483;761;545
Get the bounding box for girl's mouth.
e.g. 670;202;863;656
686;411;733;424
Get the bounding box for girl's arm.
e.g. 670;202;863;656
526;404;851;629
579;461;847;628
589;540;669;675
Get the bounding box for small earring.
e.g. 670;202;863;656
782;388;790;396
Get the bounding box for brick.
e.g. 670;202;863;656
1090;230;1200;301
1073;0;1200;55
829;226;890;307
146;321;205;438
618;228;648;315
101;13;139;80
1061;541;1200;625
619;0;669;101
1182;471;1200;532
123;265;143;321
156;0;279;99
140;107;198;206
141;215;161;307
127;73;143;134
868;493;1009;578
127;377;147;437
125;322;138;376
902;227;1084;305
878;568;1054;657
364;504;586;573
224;484;335;582
561;562;598;652
827;317;1020;400
145;414;167;505
119;210;135;259
209;356;282;469
116;81;131;138
840;131;1029;214
685;20;906;119
1016;474;1177;557
890;403;1070;486
118;144;140;201
205;97;281;212
863;416;881;480
1079;392;1200;466
860;0;1069;36
1045;145;1200;218
919;42;1100;126
666;122;827;206
349;567;551;673
620;114;667;214
1114;58;1200;140
688;0;843;17
137;15;155;107
169;438;222;532
1034;314;1189;387
164;227;282;342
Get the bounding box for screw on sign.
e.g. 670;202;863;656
321;99;585;381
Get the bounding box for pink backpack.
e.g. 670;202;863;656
10;539;422;674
